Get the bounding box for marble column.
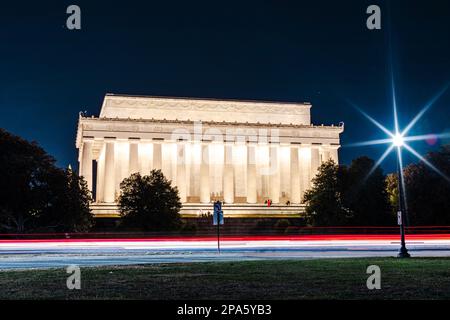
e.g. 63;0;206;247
320;147;331;163
311;146;320;180
115;141;129;197
177;143;187;203
290;146;301;204
153;142;162;171
299;146;312;200
269;145;280;203
189;143;201;201
246;144;257;204
330;147;339;164
80;140;93;192
103;141;115;203
223;143;234;204
138;142;152;176
129;141;139;175
200;144;210;203
95;150;105;202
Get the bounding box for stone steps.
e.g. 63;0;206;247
90;202;305;218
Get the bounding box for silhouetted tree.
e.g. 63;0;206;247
118;170;182;231
303;157;393;226
402;145;450;225
344;157;393;226
303;160;349;226
38;167;94;232
0;128;93;233
0;129;55;232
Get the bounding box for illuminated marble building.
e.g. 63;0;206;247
76;94;343;217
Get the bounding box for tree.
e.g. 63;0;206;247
303;160;349;226
0;128;93;233
37;167;94;232
303;157;394;226
344;157;393;226
402;145;450;225
385;173;399;215
118;170;182;231
0;128;56;232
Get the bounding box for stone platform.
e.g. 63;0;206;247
90;203;305;218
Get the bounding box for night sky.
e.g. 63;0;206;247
1;0;449;174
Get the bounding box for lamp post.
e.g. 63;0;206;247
393;133;410;258
351;86;450;257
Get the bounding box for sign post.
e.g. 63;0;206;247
213;201;224;254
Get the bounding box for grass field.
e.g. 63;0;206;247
1;258;450;300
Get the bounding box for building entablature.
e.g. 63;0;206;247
76;116;343;156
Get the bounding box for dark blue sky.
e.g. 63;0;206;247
1;0;449;174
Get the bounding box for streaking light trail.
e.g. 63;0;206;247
2;234;450;250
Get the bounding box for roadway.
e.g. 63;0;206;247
1;234;450;269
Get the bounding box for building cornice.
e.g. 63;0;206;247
79;115;343;131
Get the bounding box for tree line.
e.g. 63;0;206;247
303;146;450;226
0;128;93;233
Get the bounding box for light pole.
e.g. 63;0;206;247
351;85;450;257
393;133;410;258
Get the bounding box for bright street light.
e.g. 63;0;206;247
346;81;450;258
392;133;405;147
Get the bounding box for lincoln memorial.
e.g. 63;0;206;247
76;94;344;217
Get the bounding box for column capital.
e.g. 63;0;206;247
82;137;95;143
128;137;141;143
329;144;341;150
223;140;235;146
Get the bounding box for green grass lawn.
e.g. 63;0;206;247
1;258;450;300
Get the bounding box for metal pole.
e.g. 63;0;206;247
217;211;220;254
397;149;410;258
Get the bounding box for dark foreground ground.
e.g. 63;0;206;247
1;258;450;299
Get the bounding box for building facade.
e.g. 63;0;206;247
76;94;344;217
